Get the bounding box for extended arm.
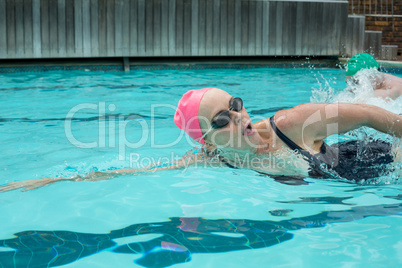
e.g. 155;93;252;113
0;150;216;193
275;103;402;149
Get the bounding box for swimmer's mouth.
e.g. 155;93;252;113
243;122;255;137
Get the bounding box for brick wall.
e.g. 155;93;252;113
348;0;402;55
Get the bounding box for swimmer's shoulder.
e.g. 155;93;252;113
270;105;326;151
272;105;308;132
252;107;304;139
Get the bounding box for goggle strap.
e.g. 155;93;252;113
195;126;213;143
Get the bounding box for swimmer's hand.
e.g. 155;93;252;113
0;152;212;193
0;177;69;192
0;170;138;193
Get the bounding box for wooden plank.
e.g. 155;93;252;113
205;0;213;55
317;2;324;56
0;0;6;58
32;0;42;57
161;0;168;55
341;15;349;57
6;0;16;58
74;0;83;57
268;1;276;55
15;0;24;57
40;0;49;57
358;16;365;54
129;0;138;55
316;3;324;56
275;1;282;56
98;0;107;56
49;0;58;57
307;2;317;56
301;2;310;55
240;0;248;55
153;0;162;56
212;0;220;56
175;0;184;56
57;0;66;57
220;0;227;56
248;0;255;55
24;0;34;57
145;0;153;56
234;0;241;55
65;0;74;56
183;0;191;56
345;16;352;56
336;4;347;56
345;16;354;56
281;2;289;56
321;3;329;55
115;0;123;56
138;0;145;56
114;0;123;56
339;3;349;56
336;4;345;56
286;2;297;56
295;1;303;56
106;0;115;56
332;3;341;56
191;0;198;56
82;0;91;56
262;0;269;55
168;0;176;56
255;0;262;55
315;2;322;56
121;0;129;56
227;0;234;56
90;0;99;56
129;1;138;57
198;0;205;55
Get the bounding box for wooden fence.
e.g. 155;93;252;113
0;0;349;59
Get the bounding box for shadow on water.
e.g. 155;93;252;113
0;201;401;268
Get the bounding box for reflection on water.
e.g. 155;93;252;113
0;200;400;268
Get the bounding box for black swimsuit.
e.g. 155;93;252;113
269;116;394;181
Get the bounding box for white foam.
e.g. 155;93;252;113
311;68;402;115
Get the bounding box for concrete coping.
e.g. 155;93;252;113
340;57;402;68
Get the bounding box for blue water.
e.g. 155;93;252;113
0;68;401;267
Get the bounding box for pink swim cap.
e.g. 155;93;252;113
174;88;213;144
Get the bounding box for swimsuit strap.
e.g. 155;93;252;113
269;116;305;152
269;116;331;177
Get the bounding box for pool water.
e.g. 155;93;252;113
0;68;401;267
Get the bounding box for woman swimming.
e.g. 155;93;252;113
1;87;401;192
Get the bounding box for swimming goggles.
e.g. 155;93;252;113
197;97;243;143
211;97;243;129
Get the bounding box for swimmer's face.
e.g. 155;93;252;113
198;88;260;151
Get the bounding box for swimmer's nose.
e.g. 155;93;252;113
230;110;242;125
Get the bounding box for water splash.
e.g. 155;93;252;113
312;68;402;114
311;68;402;184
